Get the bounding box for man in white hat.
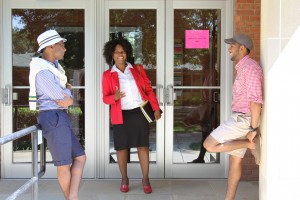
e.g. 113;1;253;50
29;30;86;200
203;34;263;200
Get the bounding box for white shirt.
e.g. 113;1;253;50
111;64;143;110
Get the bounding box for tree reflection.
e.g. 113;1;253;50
175;9;220;67
12;9;84;69
110;9;157;67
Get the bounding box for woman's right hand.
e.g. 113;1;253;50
114;86;126;101
154;110;162;120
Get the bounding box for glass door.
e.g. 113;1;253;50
104;0;231;179
104;0;165;179
1;0;96;178
164;0;230;178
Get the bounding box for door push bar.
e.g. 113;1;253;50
213;91;220;103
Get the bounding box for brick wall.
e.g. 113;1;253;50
235;0;261;181
235;0;261;62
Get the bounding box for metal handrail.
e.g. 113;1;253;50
0;124;46;200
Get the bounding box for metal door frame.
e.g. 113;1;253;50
0;0;97;178
164;0;233;178
102;0;166;179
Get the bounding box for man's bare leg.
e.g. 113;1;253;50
57;165;71;199
203;135;255;153
225;155;242;200
69;155;86;200
57;155;86;200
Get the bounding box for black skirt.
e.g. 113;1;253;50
113;107;150;150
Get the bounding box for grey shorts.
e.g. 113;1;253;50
38;109;85;166
210;112;251;158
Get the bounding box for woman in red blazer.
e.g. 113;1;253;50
102;38;161;194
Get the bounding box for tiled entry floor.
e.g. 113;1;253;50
0;179;258;200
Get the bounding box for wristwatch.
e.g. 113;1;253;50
249;126;258;132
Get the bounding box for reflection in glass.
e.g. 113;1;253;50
109;9;157;163
173;9;221;164
12;9;85;162
173;89;220;164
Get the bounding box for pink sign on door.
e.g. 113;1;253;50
185;30;209;49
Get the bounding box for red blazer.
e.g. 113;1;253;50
102;64;160;124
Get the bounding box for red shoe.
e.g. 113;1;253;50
120;178;129;193
120;184;129;193
142;178;152;194
143;185;152;194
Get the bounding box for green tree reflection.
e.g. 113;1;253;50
12;9;84;69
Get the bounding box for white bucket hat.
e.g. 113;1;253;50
37;30;67;53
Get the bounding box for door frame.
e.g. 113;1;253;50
0;0;96;178
102;0;234;179
164;0;233;178
102;0;166;179
1;0;234;179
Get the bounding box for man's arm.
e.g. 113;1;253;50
247;102;262;142
36;70;73;108
56;93;73;107
245;64;263;129
250;102;261;128
36;70;67;99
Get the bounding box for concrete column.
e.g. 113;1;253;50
260;0;300;199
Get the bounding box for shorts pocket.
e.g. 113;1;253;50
236;115;250;127
47;112;60;127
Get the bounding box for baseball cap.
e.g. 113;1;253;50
37;30;67;53
224;34;253;51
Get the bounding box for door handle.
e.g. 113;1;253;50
166;85;176;106
2;85;11;106
213;91;220;102
156;84;164;106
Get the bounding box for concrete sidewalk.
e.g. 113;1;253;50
0;179;258;200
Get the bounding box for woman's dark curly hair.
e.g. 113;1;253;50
103;38;133;67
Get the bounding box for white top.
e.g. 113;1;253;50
29;57;67;110
111;63;143;110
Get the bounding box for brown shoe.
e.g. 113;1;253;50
251;133;261;165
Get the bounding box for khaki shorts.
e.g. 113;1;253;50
210;112;251;158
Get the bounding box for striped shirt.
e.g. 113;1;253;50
36;69;72;111
232;55;263;113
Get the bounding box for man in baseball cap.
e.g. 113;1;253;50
224;33;253;52
204;33;263;200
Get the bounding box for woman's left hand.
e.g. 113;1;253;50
154;110;162;120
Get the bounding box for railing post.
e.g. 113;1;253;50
38;137;46;178
31;130;38;200
2;125;44;200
